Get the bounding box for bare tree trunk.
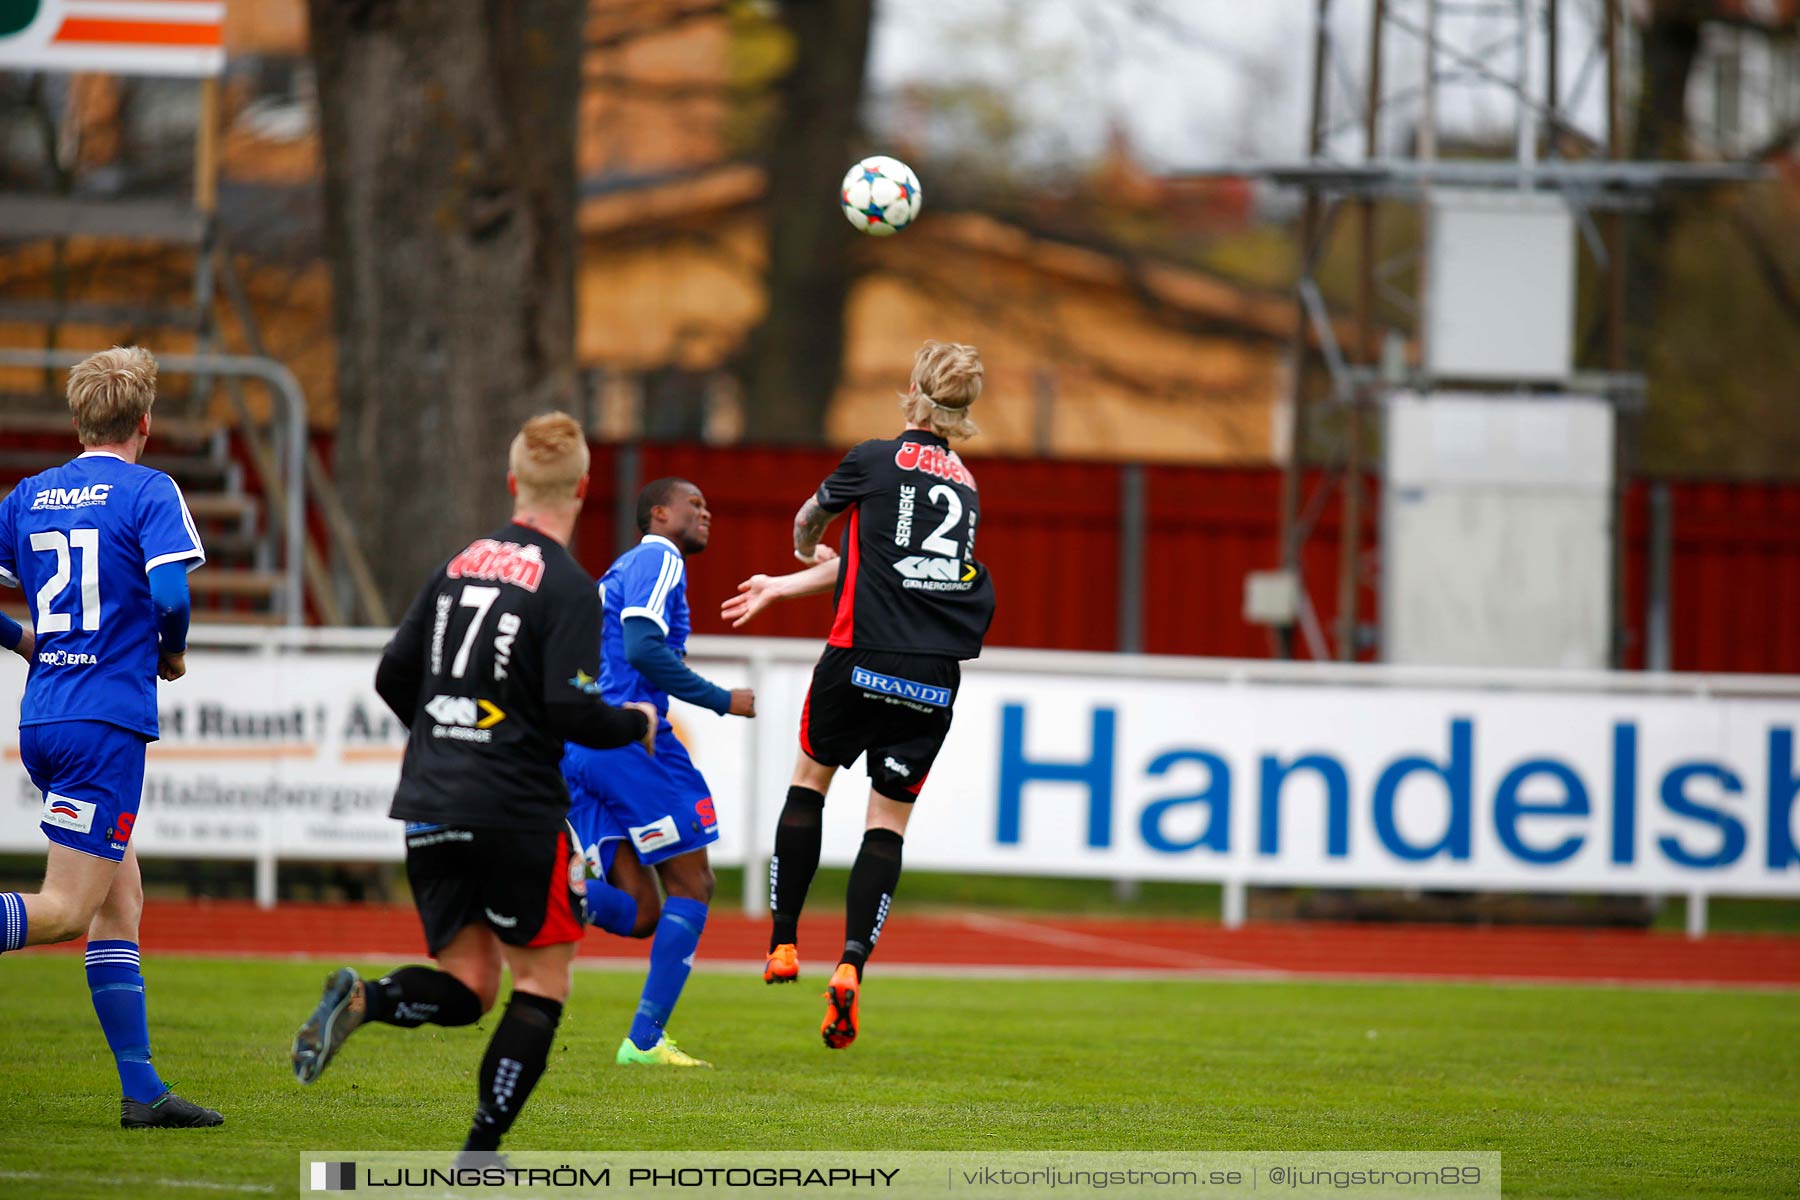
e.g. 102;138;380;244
739;0;874;444
307;0;584;611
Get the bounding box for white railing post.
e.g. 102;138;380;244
255;847;277;910
740;651;772;918
1686;890;1708;939
1222;879;1248;930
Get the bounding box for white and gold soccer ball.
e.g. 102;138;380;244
840;155;923;237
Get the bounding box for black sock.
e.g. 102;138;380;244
362;966;482;1028
841;828;903;977
769;786;825;951
464;991;563;1152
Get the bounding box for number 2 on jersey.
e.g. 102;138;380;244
30;529;101;632
921;485;964;558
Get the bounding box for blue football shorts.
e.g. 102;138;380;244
22;719;149;863
563;722;719;871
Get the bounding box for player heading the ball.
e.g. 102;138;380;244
722;339;996;1049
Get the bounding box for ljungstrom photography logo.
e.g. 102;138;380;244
310;1161;355;1191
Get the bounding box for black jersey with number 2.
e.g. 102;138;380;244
815;430;996;660
374;522;650;834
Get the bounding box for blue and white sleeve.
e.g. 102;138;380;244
622;618;731;714
616;549;684;635
0;490;17;588
137;474;206;574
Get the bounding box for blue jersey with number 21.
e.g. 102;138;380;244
0;451;205;739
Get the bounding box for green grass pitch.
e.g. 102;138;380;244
0;955;1795;1199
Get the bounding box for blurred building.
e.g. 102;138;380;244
0;0;1295;464
1687;0;1800;159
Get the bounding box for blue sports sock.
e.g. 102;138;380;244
627;897;708;1051
582;877;638;938
0;893;26;953
85;940;167;1104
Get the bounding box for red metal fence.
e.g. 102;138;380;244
1618;480;1800;674
572;442;1800;675
12;426;1782;672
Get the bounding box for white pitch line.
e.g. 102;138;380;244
956;911;1269;971
0;1170;273;1194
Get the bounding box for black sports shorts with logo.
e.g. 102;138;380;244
799;647;961;803
403;822;583;956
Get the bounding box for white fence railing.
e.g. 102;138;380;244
3;627;1796;936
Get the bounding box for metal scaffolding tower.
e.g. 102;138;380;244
1186;0;1770;665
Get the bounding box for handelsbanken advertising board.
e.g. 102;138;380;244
836;671;1800;896
0;643;1795;899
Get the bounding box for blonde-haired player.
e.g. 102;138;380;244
722;340;997;1049
0;346;220;1126
292;411;656;1157
509;409;591;503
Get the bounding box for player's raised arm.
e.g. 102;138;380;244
721;547;842;628
793;495;836;565
794;441;874;564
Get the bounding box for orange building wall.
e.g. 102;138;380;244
577;207;1282;463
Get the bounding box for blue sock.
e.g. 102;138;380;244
85;940;167;1103
582;878;638;938
0;893;25;953
628;897;708;1051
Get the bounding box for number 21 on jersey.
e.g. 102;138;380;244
30;529;101;631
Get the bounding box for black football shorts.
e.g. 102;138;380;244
403;822;583;956
799;647;961;802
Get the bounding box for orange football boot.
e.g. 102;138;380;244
820;962;860;1049
764;943;800;985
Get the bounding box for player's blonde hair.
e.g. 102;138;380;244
67;346;157;446
900;340;982;441
509;412;591;506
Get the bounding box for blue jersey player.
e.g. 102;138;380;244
0;348;221;1128
563;477;754;1067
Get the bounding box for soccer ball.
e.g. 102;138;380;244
840;155;923;237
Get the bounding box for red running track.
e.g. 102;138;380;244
20;901;1800;989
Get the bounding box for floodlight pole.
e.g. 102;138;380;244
1338;0;1386;663
1276;0;1336;660
1546;0;1561;155
1604;0;1625;375
1515;0;1537;181
1223;0;1771;675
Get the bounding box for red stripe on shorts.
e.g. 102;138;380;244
528;827;584;947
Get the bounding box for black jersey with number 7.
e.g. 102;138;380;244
373;521;650;833
814;430;996;661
